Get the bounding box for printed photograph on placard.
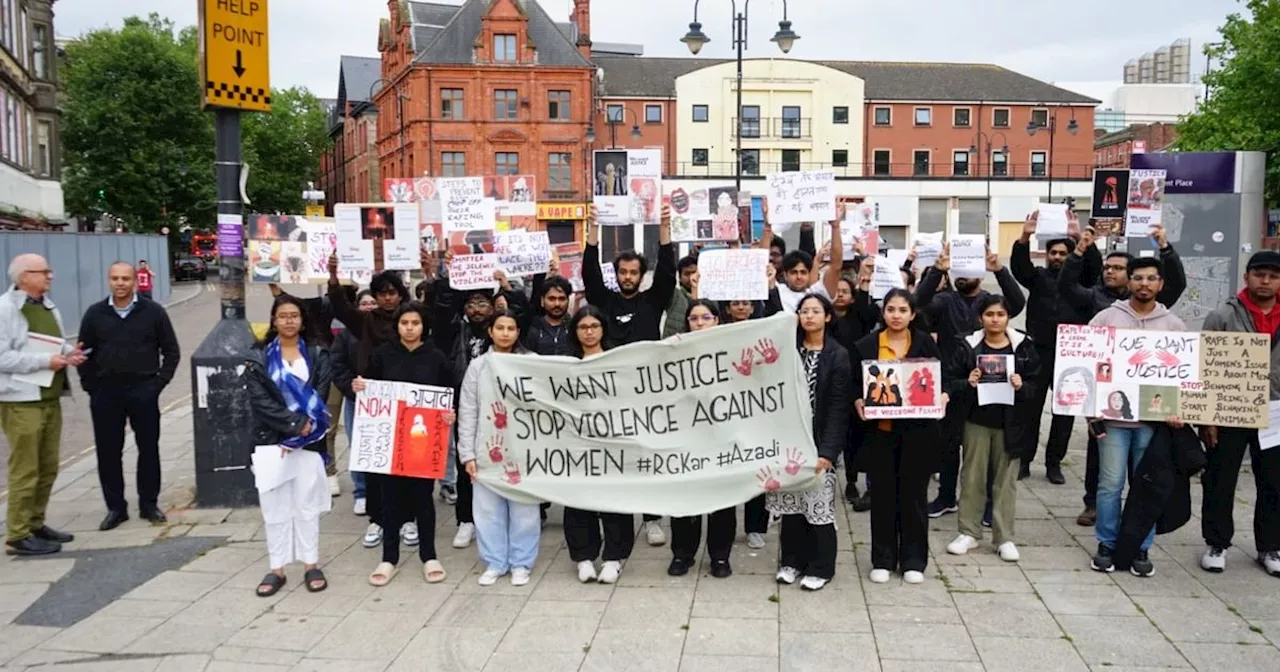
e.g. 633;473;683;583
505;175;536;216
861;359;943;419
249;241;282;282
629;177;659;224
280;242;307;284
1096;383;1138;421
1128;171;1165;207
445;230;496;255
1138;385;1179;421
384;178;416;203
484;175;507;201
977;355;1009;384
709;187;739;240
420;222;442;252
360;206;396;241
248;214;302;241
594;150;628;196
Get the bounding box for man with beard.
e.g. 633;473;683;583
1058;224;1185;526
662;255;699;338
524;275;574;356
915;243;1026;519
1011;209;1101;485
775;209;844;314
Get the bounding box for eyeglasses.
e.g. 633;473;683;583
465;300;492;309
24;269;52;276
688;314;718;324
275;314;303;323
577;323;602;332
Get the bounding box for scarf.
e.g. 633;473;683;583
266;337;330;451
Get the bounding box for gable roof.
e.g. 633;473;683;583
411;0;591;67
593;55;1100;104
337;55;383;106
408;1;459;51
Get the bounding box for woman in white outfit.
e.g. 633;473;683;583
244;296;334;596
458;309;541;586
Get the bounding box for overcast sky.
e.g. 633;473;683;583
57;0;1240;105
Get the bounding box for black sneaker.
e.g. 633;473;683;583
927;498;958;518
844;482;860;504
32;525;74;543
1130;550;1155;577
851;494;872;513
709;560;732;579
1046;465;1066;485
1091;544;1115;573
4;535;61;556
1017;462;1031;480
667;557;693;577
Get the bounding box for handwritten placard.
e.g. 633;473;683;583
1180;332;1270;428
765;170;836;224
439;177;496;233
449;253;501;290
871;251;907;300
697;249;769;301
349;380;454;479
494;230;551;276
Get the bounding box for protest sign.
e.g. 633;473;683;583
765;170;836;225
450;254;501;290
950;234;986;279
1052;324;1114;416
381;203;423;270
1124;169;1166;236
599;262;620;292
472;313;819;516
870;252;907;300
861;359;944;419
554;243;585;292
627;149;662;225
333;204;410;272
494;230;551;276
1037;201;1070;237
593;149;642;226
912;232;943;270
697;249;769;301
438;177;496;233
349;381;454;479
1091;169;1129;220
667;187;741;241
977;354;1014;406
1179;332;1270;428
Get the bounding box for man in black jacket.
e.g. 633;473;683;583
79;262;180;531
524;275;573;356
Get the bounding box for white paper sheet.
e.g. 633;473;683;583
252;445;294;493
11;333;64;388
1259;401;1280;450
1037;202;1069;237
950;234;986;279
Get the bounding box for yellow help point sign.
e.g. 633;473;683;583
199;0;271;113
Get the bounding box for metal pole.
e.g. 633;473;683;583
214;111;245;318
1047;116;1055;202
734;11;743;193
398;94;406;177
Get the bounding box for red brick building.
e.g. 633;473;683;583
1094;123;1179;168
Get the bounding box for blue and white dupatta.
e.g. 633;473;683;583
266;337;330;451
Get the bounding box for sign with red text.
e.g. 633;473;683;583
860;359;944;419
349;381;454;479
696;248;768;300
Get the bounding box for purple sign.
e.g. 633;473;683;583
1130;152;1237;194
217;223;243;258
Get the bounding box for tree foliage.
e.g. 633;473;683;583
1177;0;1280;206
61;14;331;233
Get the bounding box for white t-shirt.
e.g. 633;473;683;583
777;279;832;314
283;356;310;382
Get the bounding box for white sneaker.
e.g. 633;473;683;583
1201;546;1227;573
868;569;891;584
452;522;475;549
402;522;420;547
353;497;367;516
439;484;458;505
511;567;531;586
947;534;979;556
645;521;666;546
799;575;829;591
577;560;598;583
1259;550;1280;577
998;542;1021;562
903;570;925;584
328;475;341;497
747;532;766;550
362;523;383;548
598;560;622;584
775;566;800;585
478;567;505;586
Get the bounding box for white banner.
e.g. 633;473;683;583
474;313;819;516
349;381;455;477
494;230;551;276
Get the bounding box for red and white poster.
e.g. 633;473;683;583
860;359;944;419
349;380;454;479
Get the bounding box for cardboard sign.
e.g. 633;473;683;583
349;381;454;479
449;253;501;290
861;359;945;419
765;170;836;224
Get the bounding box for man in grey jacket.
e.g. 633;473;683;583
1198;251;1280;578
1;254;85;556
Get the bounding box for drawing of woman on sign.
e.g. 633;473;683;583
907;365;936;407
1053;366;1096;416
710;188;739;240
1100;390;1133;421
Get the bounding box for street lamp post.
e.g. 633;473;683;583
1026;106;1079;202
969;131;1008;227
371;78;409;177
681;0;798;193
598;106;642;150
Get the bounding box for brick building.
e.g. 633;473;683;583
1094;122;1179;168
317;56;382;214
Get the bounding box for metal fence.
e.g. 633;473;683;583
0;232;171;336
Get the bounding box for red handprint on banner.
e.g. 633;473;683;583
502;461;522;485
486;435;505;463
1156;349;1181;366
732;347;755;376
784;447;807;475
755;338;780;365
757;466;781;492
1128;350;1152;366
487;401;508;430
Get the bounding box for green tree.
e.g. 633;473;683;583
242;87;331;214
1177;0;1280;206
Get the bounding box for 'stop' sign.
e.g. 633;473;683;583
199;0;271;113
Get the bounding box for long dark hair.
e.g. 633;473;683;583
393;301;430;342
975;294;1012;330
684;299;721;327
257;295;315;348
568;305;610;357
486;309;526;353
795;293;834;344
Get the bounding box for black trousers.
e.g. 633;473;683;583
564;508;634;562
89;380;162;514
779;514;837;579
867;429;931;573
642;514;660;522
454;450;473;524
670;508;735;563
843;417;867;490
1025;343;1075;467
377;474;437;565
1083;435;1099;509
743;495;768;534
1202;428;1280;552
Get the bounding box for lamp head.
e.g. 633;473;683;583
629;124;642;139
681;22;709;55
585;126;596;144
771;20;799;54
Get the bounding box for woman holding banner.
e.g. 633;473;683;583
563;306;635;584
768;294;851;592
458;309;542;586
853;289;949;585
353;301;455;587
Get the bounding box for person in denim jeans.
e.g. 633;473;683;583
1086;256;1186;577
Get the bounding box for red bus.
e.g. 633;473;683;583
191;232;217;261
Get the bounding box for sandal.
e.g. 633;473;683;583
424;559;447;584
256;573;286;597
369;562;398;587
303;568;328;593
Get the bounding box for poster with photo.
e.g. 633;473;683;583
861;359;944;419
1124;169;1167;237
506;175;536;216
248;241;282;283
666;186;740;242
333;203;421;272
555;242;585;292
384;178;416;203
593;149;661;226
248;214;305;242
1051;324;1114;417
394;175;537;251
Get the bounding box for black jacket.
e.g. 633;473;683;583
330;328;359;400
1058;244;1187;321
1010;240;1100;345
366;339;454;391
852;329;949;467
523;315;573;356
803;334;853;464
243;344;333;453
329;280;401;375
432;275;531;384
582;242;677;348
944;329;1041;458
78;296;180;392
914;266;1026;359
1112;423;1206;570
830;290;880;354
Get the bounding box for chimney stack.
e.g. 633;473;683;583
572;0;592;60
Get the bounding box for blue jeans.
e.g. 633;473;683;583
1096;424;1156;551
472;482;540;573
344;399;367;499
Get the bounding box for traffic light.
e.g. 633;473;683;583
97;189;105;200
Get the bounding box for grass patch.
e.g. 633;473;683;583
767;594;780;603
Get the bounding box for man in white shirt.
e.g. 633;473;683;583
775;210;843;313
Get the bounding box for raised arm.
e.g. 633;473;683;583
989;249;1026;318
645;206;677;312
1058;231;1097;315
820;209;844;299
1151;225;1186;307
1010;213;1040;291
326;254;363;331
581;206;613;309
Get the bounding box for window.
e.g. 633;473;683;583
692;104;709;122
953;150;969;176
440;88;464;119
993;108;1010;128
953;107;971;127
494;34;517;62
1030;151;1047;177
781;106;801;138
495;152;519;176
781;149;801;172
548;152;571;190
832;149;848;167
35;120;49;176
739;149;760;176
692;148;708;167
606;104;623;122
873;107;891;126
913;150;930;176
1031;108;1049;128
833;106;849;124
441;152;465;177
914;107;932;126
32;24;47;79
873;150;891;176
644;104;662;123
548;90;570;120
494;89;518;120
739;105;760;138
992;150;1007;176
